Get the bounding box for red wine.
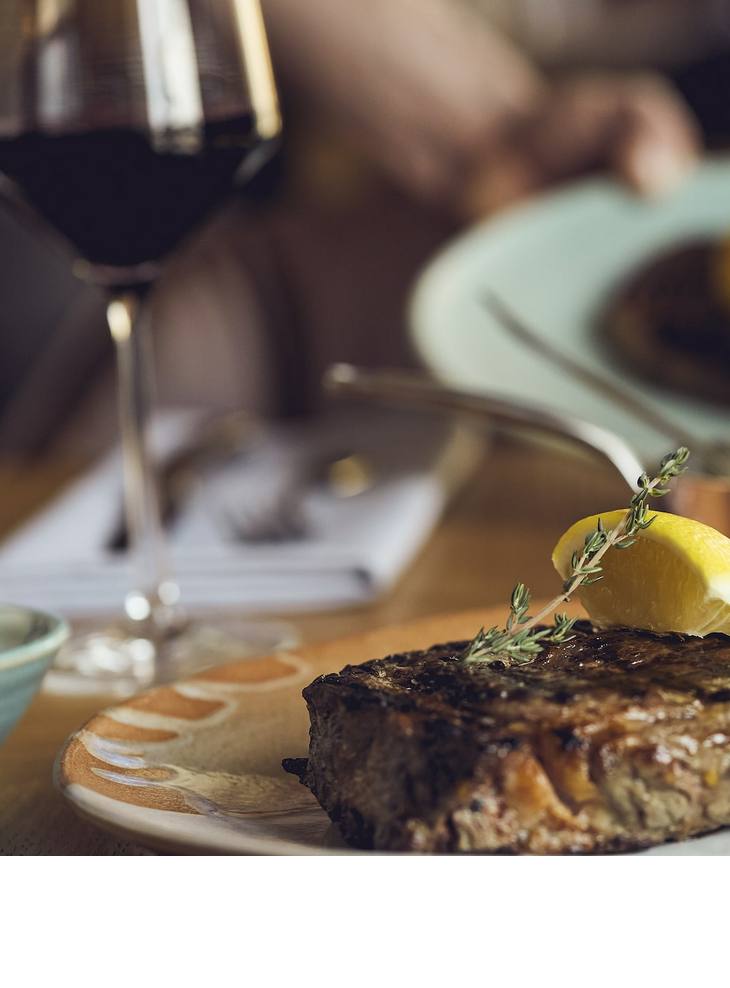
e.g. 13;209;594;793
0;115;264;270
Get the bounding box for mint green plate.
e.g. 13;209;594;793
410;156;730;469
0;604;69;745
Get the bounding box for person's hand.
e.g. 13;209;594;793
262;0;701;217
462;71;702;218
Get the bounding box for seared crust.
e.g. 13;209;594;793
284;622;730;853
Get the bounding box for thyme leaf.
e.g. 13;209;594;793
460;446;690;666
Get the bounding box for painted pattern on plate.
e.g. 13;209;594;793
58;649;333;844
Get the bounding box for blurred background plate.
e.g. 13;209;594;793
409;156;730;469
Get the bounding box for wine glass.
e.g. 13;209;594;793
0;0;294;692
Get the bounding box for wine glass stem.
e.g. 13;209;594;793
107;292;183;639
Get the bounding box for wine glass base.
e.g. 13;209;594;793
43;613;299;697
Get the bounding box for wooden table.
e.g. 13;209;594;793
0;439;628;855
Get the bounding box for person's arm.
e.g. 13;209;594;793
465;70;702;215
261;0;701;215
261;0;544;204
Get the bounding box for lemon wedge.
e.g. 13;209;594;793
552;509;730;636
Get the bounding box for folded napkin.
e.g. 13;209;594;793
0;407;482;615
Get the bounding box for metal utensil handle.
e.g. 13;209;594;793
324;363;646;491
483;293;726;474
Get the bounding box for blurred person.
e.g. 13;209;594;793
466;0;730;75
0;0;718;457
262;0;703;213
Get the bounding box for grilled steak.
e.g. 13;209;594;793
283;622;730;853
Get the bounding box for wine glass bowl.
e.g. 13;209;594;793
0;0;281;276
0;0;288;691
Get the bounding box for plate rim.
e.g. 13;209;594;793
54;603;730;856
407;155;730;468
53;607;495;855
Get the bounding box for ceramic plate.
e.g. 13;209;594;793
55;609;491;855
56;606;730;855
410;156;730;469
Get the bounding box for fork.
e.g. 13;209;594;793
221;477;308;544
483;293;730;477
217;451;375;543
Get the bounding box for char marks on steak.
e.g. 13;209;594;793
283;622;730;853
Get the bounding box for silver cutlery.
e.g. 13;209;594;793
325;360;730;534
483;293;730;477
324;362;646;491
217;450;376;544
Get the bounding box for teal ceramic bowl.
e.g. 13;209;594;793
0;604;69;745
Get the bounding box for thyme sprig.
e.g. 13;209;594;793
460;447;690;666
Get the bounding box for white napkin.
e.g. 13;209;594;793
0;407;482;615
